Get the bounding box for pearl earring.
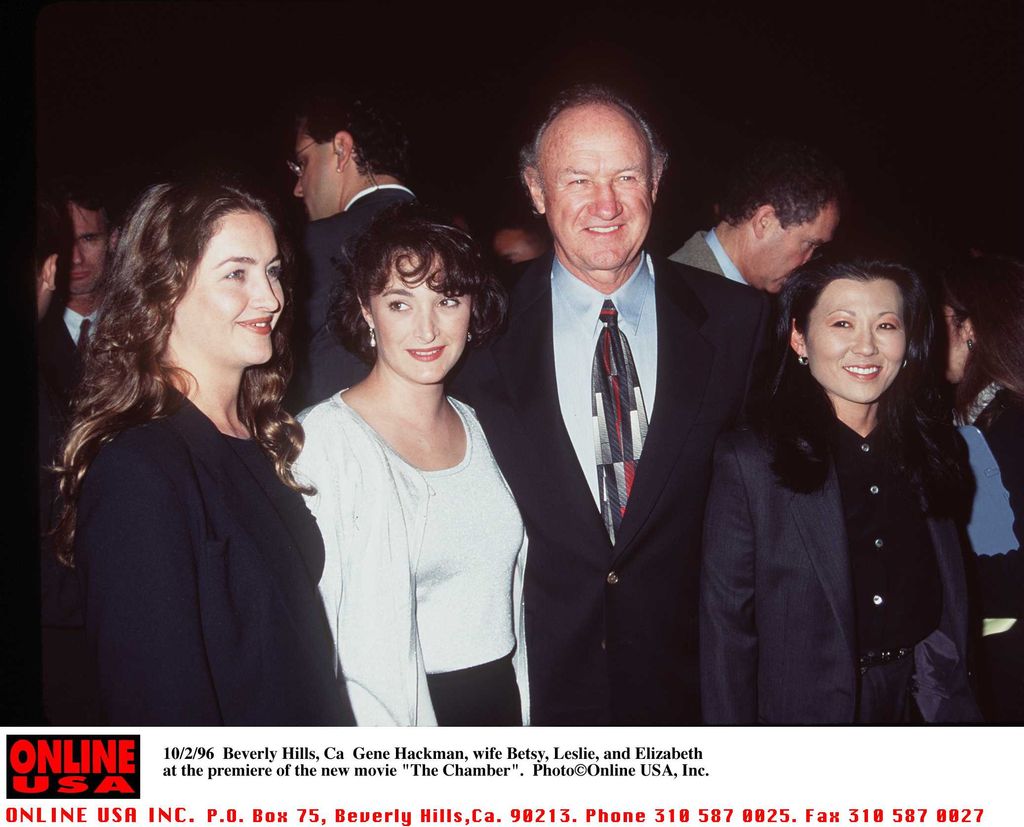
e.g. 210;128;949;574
797;355;808;366
369;327;376;348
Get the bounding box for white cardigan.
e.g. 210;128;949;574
295;395;529;726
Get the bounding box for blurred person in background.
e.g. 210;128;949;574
288;91;414;409
670;140;843;294
942;255;1024;722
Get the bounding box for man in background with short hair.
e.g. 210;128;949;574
288;92;415;408
671;140;844;293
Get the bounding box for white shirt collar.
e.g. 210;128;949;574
344;184;415;212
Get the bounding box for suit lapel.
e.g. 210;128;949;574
611;262;713;557
491;257;610;552
790;468;857;656
169;402;321;603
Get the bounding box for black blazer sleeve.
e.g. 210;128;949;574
699;431;760;723
76;429;222;725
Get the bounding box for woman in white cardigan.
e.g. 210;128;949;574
295;203;527;726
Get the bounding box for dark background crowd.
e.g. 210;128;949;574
6;0;1023;721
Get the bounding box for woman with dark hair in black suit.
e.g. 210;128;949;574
54;181;354;726
943;255;1024;721
701;260;979;724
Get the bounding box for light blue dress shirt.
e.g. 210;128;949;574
705;228;749;287
551;254;658;508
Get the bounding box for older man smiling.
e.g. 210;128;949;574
454;85;769;725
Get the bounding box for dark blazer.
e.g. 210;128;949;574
700;428;980;724
291;187;416;409
74;400;354;725
452;254;768;725
37;306;81;410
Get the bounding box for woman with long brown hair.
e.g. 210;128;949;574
54;180;353;725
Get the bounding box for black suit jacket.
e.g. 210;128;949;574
75;400;354;725
700;429;980;723
291;188;416;409
37;307;81;410
453;254;768;724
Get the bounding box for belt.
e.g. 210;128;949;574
858;647;913;674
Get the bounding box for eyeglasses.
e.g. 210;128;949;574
286;140;318;178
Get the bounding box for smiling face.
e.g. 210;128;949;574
166;211;284;388
362;264;472;388
790;277;906;433
525;103;658;294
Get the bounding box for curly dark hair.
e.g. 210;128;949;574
942;255;1024;423
54;180;307;564
719;140;846;229
329;202;507;364
763;259;968;516
297;92;410;181
518;84;668;188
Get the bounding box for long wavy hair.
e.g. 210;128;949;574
54;181;307;564
942;255;1024;426
763;259;969;516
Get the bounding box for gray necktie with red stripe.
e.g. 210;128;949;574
591;299;649;543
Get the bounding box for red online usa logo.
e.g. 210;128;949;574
6;736;141;798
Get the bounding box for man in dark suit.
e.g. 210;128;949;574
453;85;768;725
287;92;415;409
670;140;843;294
38;182;115;409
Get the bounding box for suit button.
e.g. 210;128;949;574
873;594;884;606
607;572;619;585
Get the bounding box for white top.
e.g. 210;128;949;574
415;406;522;673
295;394;529;726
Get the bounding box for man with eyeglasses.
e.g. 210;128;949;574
287;92;414;409
670;140;844;294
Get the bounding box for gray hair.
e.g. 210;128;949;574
518;84;669;189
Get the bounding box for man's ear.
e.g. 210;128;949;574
751;204;779;241
332;131;356;172
789;318;807;358
40;253;58;294
523;167;546;215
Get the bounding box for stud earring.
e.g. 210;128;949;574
966;338;974;351
797;355;808;366
466;332;473;343
369;327;376;348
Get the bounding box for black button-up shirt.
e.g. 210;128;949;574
834;423;942;656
